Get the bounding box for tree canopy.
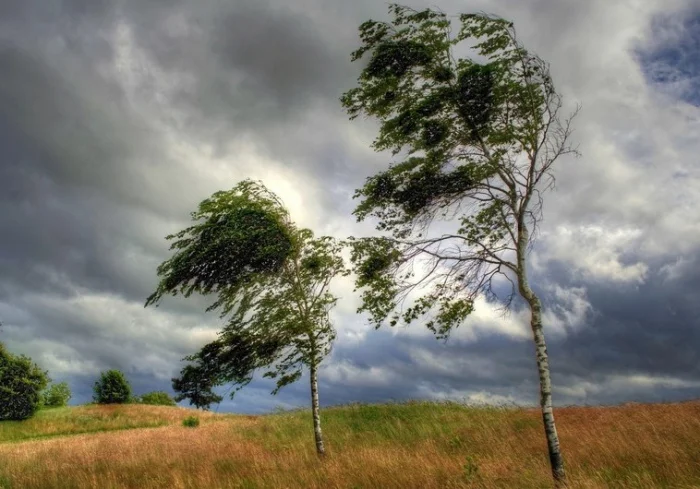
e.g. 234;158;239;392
342;4;578;338
42;381;72;408
145;180;296;311
93;369;132;404
0;342;49;420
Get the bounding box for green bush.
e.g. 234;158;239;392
182;415;200;428
138;391;177;406
0;343;49;420
93;370;132;404
42;381;72;408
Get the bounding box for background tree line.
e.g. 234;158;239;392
0;348;179;421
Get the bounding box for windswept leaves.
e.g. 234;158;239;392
145;180;295;309
354;157;477;235
455;63;496;143
342;4;576;337
151;181;349;407
172;329;285;409
172;365;223;410
349;237;401;329
365;40;433;79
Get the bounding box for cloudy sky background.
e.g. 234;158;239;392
1;0;699;413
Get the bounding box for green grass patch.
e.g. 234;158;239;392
0;405;182;443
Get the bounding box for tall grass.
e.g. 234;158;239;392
0;400;699;488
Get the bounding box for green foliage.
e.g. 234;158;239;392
149;181;349;410
0;342;49;421
93;370;132;405
463;455;481;482
172;363;223;410
42;382;72;408
182;415;200;428
341;4;578;337
138;391;176;407
171;230;349;407
145;179;296;311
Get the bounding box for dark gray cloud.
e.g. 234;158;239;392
108;0;384;207
105;0;352;135
1;0;699;415
637;7;700;106
210;4;339;111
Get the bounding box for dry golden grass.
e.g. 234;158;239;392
1;400;699;488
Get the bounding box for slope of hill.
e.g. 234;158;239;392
0;400;699;488
0;404;229;444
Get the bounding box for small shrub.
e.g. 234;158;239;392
182;415;200;428
138;391;177;406
42;381;72;408
463;455;480;482
0;342;49;420
93;370;132;404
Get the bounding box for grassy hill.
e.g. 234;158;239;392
0;400;699;488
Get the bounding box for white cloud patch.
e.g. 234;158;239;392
386;287;591;343
541;285;594;337
556;374;700;401
414;385;522;406
659;255;694;283
535;225;649;284
2;290;220;379
322;361;400;388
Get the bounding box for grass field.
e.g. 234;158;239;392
0;400;699;488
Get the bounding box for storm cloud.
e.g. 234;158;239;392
1;0;699;413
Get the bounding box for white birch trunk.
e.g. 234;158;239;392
309;361;325;456
517;226;567;487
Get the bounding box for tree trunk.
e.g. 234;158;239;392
309;361;325;456
524;288;567;486
517;233;567;487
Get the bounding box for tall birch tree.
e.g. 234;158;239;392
341;5;578;486
146;180;347;455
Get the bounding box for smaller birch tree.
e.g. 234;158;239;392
146;180;347;455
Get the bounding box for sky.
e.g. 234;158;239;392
1;0;699;414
